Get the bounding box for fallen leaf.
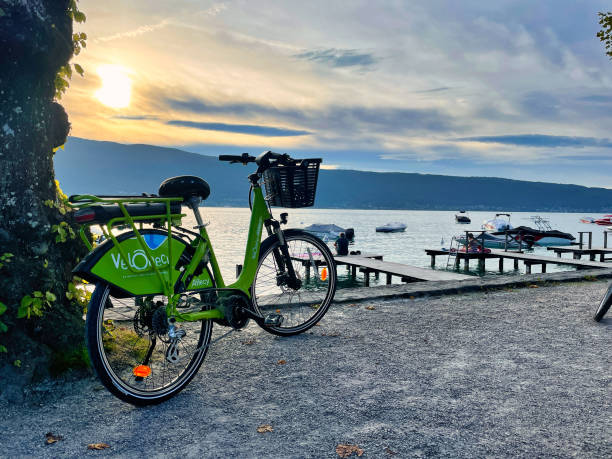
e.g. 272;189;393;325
365;306;376;310
529;284;539;288
321;332;340;337
409;296;415;300
45;432;63;444
277;359;286;365
336;444;364;457
348;303;358;307
315;323;322;326
87;443;110;450
242;339;255;345
256;424;273;433
276;309;281;313
384;446;397;455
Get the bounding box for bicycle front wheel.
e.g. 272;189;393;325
86;284;212;405
251;229;337;336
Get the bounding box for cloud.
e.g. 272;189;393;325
94;20;170;43
163;95;455;134
294;48;377;68
166;120;311;137
112;115;159;121
457;134;612;149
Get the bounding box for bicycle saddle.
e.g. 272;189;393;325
158;176;210;201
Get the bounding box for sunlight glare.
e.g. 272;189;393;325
94;65;132;108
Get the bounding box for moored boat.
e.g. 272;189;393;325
457;232;533;250
491;216;575;246
594;215;612;226
376;222;407;233
303;223;355;242
482;213;512;231
580;217;595;224
455;210;471;224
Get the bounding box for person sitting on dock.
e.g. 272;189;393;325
335;232;349;256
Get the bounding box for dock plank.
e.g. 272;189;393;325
488;249;608;268
335;255;471;281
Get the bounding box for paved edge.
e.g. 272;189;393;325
334;268;612;303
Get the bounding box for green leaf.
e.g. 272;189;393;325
33;291;43;298
74;63;84;76
17;305;29;319
0;302;6;315
0;345;7;353
0;321;7;333
45;292;57;302
21;296;33;308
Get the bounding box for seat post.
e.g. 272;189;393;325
186;196;204;227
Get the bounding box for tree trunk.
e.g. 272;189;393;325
0;0;87;402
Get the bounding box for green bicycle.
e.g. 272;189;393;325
69;151;337;405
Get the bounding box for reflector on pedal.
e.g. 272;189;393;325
133;365;151;378
320;267;328;281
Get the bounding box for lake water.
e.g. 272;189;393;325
186;207;608;287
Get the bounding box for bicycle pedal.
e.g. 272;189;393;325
264;313;284;327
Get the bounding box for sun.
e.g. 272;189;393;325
94;65;132;109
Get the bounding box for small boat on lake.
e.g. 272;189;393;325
491;216;575;246
376;222;407;233
303;223;354;242
482;213;512;232
594;215;612;226
580;217;595;224
455;210;471;224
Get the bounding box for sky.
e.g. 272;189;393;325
63;1;612;187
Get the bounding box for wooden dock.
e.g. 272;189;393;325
335;254;471;285
547;246;612;262
425;248;610;274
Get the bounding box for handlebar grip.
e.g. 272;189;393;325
219;155;240;162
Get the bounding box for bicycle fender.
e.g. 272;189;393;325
73;229;213;297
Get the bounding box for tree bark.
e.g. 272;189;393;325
0;0;87;399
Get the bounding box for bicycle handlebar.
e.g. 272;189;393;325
218;150;295;168
218;153;256;164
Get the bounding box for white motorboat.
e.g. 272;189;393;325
376;222;407;233
482;213;512;232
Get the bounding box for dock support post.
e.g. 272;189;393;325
305;264;310;281
430;255;436;267
374;271;379;280
573;253;581;260
525;263;532;274
557;251;562;258
590;253;596;261
601;253;605;262
589;232;592;249
351;265;356;280
499;258;504;272
386;273;392;285
464;258;469;271
364;271;370;287
478;257;485;272
542;264;546;273
514;259;519;270
605;231;609;249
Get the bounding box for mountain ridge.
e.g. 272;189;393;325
53;137;612;212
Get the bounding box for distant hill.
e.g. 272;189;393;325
54;138;612;212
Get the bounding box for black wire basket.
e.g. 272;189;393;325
263;158;322;208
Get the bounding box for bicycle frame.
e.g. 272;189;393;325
70;185;273;324
172;185;272;323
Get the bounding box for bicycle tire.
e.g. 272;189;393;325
251;229;337;336
594;282;612;322
86;283;213;405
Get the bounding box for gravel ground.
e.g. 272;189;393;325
2;280;611;458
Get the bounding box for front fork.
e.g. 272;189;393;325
265;218;301;290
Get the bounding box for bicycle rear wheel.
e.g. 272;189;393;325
86;284;212;405
251;229;337;336
594;282;612;322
